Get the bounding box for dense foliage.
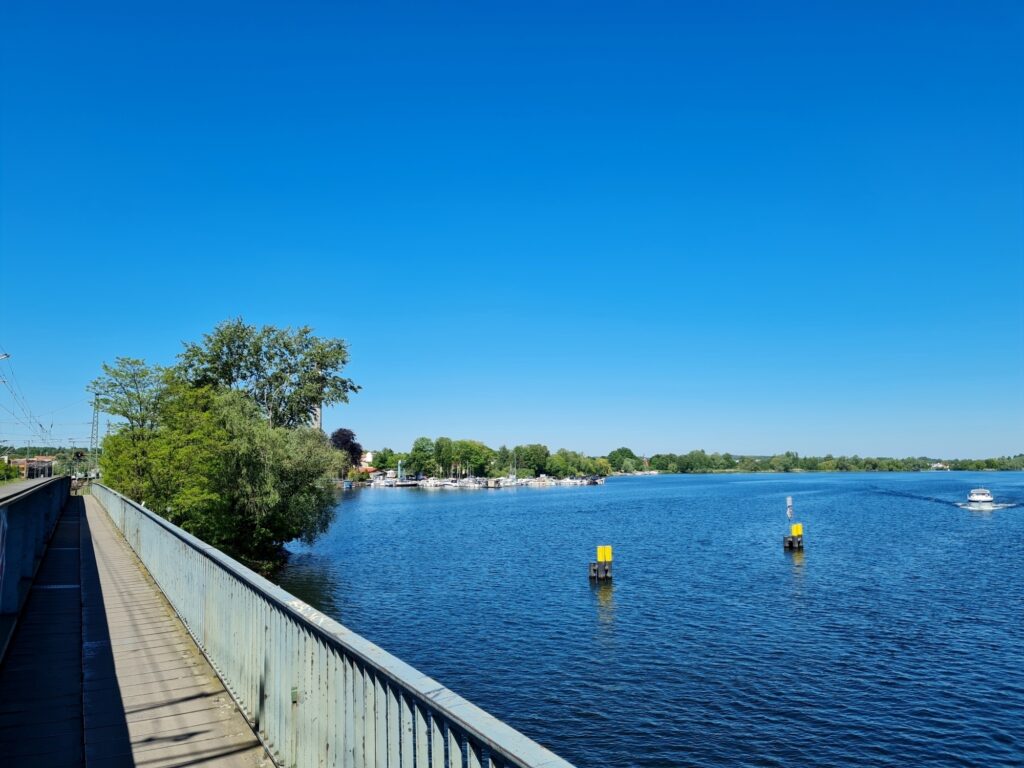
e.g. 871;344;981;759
371;437;613;479
90;322;352;570
178;318;359;428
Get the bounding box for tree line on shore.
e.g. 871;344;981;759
606;447;1024;473
352;441;1024;480
355;438;613;480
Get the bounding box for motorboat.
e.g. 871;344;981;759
967;488;994;504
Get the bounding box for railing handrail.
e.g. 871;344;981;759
0;476;68;508
93;483;575;768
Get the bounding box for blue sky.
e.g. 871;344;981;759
2;1;1022;458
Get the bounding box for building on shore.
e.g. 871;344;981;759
7;455;56;479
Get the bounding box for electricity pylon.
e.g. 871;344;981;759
89;398;100;476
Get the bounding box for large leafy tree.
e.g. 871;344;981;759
92;321;349;570
372;448;398;470
452;440;495;477
88;358;164;499
178;318;359;428
513;443;550;477
434;437;454;477
606;446;638;472
405;437;435;477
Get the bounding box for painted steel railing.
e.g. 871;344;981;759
92;484;575;768
0;476;70;659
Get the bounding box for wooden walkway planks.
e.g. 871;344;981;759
82;493;271;768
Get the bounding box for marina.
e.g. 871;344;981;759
359;473;605;490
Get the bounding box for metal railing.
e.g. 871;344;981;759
92;483;576;768
0;476;71;659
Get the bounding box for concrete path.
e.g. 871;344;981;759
0;492;273;767
0;493;84;766
82;494;272;768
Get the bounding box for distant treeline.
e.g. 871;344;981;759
606;447;1024;474
369;439;612;479
365;439;1024;481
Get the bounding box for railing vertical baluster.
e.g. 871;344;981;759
447;725;464;768
320;639;330;767
288;619;299;768
272;608;282;754
467;741;482;768
363;667;376;768
401;695;414;768
333;649;346;768
353;659;365;768
299;628;311;768
387;683;400;767
430;714;444;768
415;704;428;768
374;675;386;766
344;655;355;768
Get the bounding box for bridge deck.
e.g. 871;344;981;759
0;493;271;767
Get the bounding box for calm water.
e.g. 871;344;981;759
278;473;1024;767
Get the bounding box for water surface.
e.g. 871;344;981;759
280;473;1024;766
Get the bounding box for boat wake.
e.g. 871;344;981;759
956;502;1018;511
871;488;962;508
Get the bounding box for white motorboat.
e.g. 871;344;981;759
967;488;994;504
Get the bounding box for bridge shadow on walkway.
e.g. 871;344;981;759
0;493;268;768
0;494;129;765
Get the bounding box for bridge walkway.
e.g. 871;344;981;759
0;492;272;767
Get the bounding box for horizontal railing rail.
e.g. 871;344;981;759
0;476;71;660
92;483;576;768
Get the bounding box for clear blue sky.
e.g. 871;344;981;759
2;1;1022;458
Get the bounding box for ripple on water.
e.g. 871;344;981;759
279;473;1024;767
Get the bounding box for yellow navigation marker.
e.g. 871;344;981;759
784;496;805;551
590;546;614;580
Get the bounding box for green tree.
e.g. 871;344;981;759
434;437;454;477
88;358;164;500
178;318;359;428
452;440;494;477
514;444;550;477
493;445;512;476
373;447;396;470
606;447;638;472
92;322;352;571
406;437;436;477
100;379;341;569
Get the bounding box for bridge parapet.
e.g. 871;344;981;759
0;476;71;659
92;483;576;768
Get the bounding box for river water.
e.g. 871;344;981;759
278;472;1024;766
